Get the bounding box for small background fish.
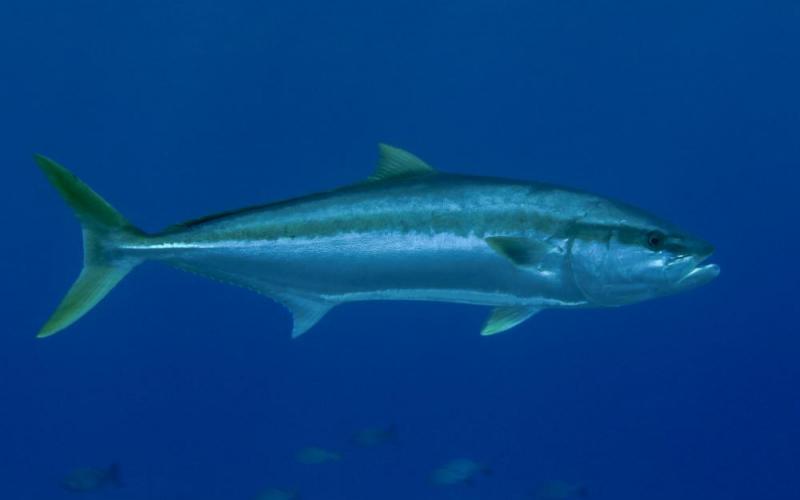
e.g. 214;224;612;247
294;447;341;465
351;424;397;447
534;480;588;499
430;458;491;486
256;487;300;500
61;463;122;492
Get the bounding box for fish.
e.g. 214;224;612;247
61;463;122;492
255;487;300;500
533;480;588;498
430;458;491;486
34;144;719;338
294;446;341;464
351;424;397;447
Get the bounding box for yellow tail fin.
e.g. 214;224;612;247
35;155;144;337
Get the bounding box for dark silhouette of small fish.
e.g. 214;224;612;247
430;458;491;486
62;463;122;492
294;447;341;464
351;424;397;447
534;480;588;498
256;487;300;500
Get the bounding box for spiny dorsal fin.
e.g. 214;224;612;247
481;306;541;336
368;144;436;182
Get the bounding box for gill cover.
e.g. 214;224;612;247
569;230;662;306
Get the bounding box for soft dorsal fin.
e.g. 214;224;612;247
481;306;541;336
368;144;436;182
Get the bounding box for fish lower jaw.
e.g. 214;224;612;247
678;262;720;287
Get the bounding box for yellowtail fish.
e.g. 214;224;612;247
35;145;718;338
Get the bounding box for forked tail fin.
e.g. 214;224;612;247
34;154;144;338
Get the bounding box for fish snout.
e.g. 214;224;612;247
675;237;719;288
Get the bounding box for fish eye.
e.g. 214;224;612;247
646;231;666;250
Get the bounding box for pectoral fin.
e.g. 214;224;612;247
481;306;540;336
485;236;561;269
274;293;335;338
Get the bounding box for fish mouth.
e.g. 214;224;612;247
676;248;720;289
678;262;720;287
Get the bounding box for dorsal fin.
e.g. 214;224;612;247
368;144;436;182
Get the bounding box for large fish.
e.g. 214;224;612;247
35;144;719;338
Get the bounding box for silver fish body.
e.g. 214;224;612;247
135;175;588;306
34;145;719;338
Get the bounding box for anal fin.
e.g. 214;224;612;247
275;293;335;338
481;306;540;336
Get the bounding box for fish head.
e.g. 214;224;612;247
568;208;719;306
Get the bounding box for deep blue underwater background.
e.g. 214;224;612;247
1;1;799;499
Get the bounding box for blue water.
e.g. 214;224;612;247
2;1;798;499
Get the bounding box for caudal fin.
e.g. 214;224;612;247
35;154;144;338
